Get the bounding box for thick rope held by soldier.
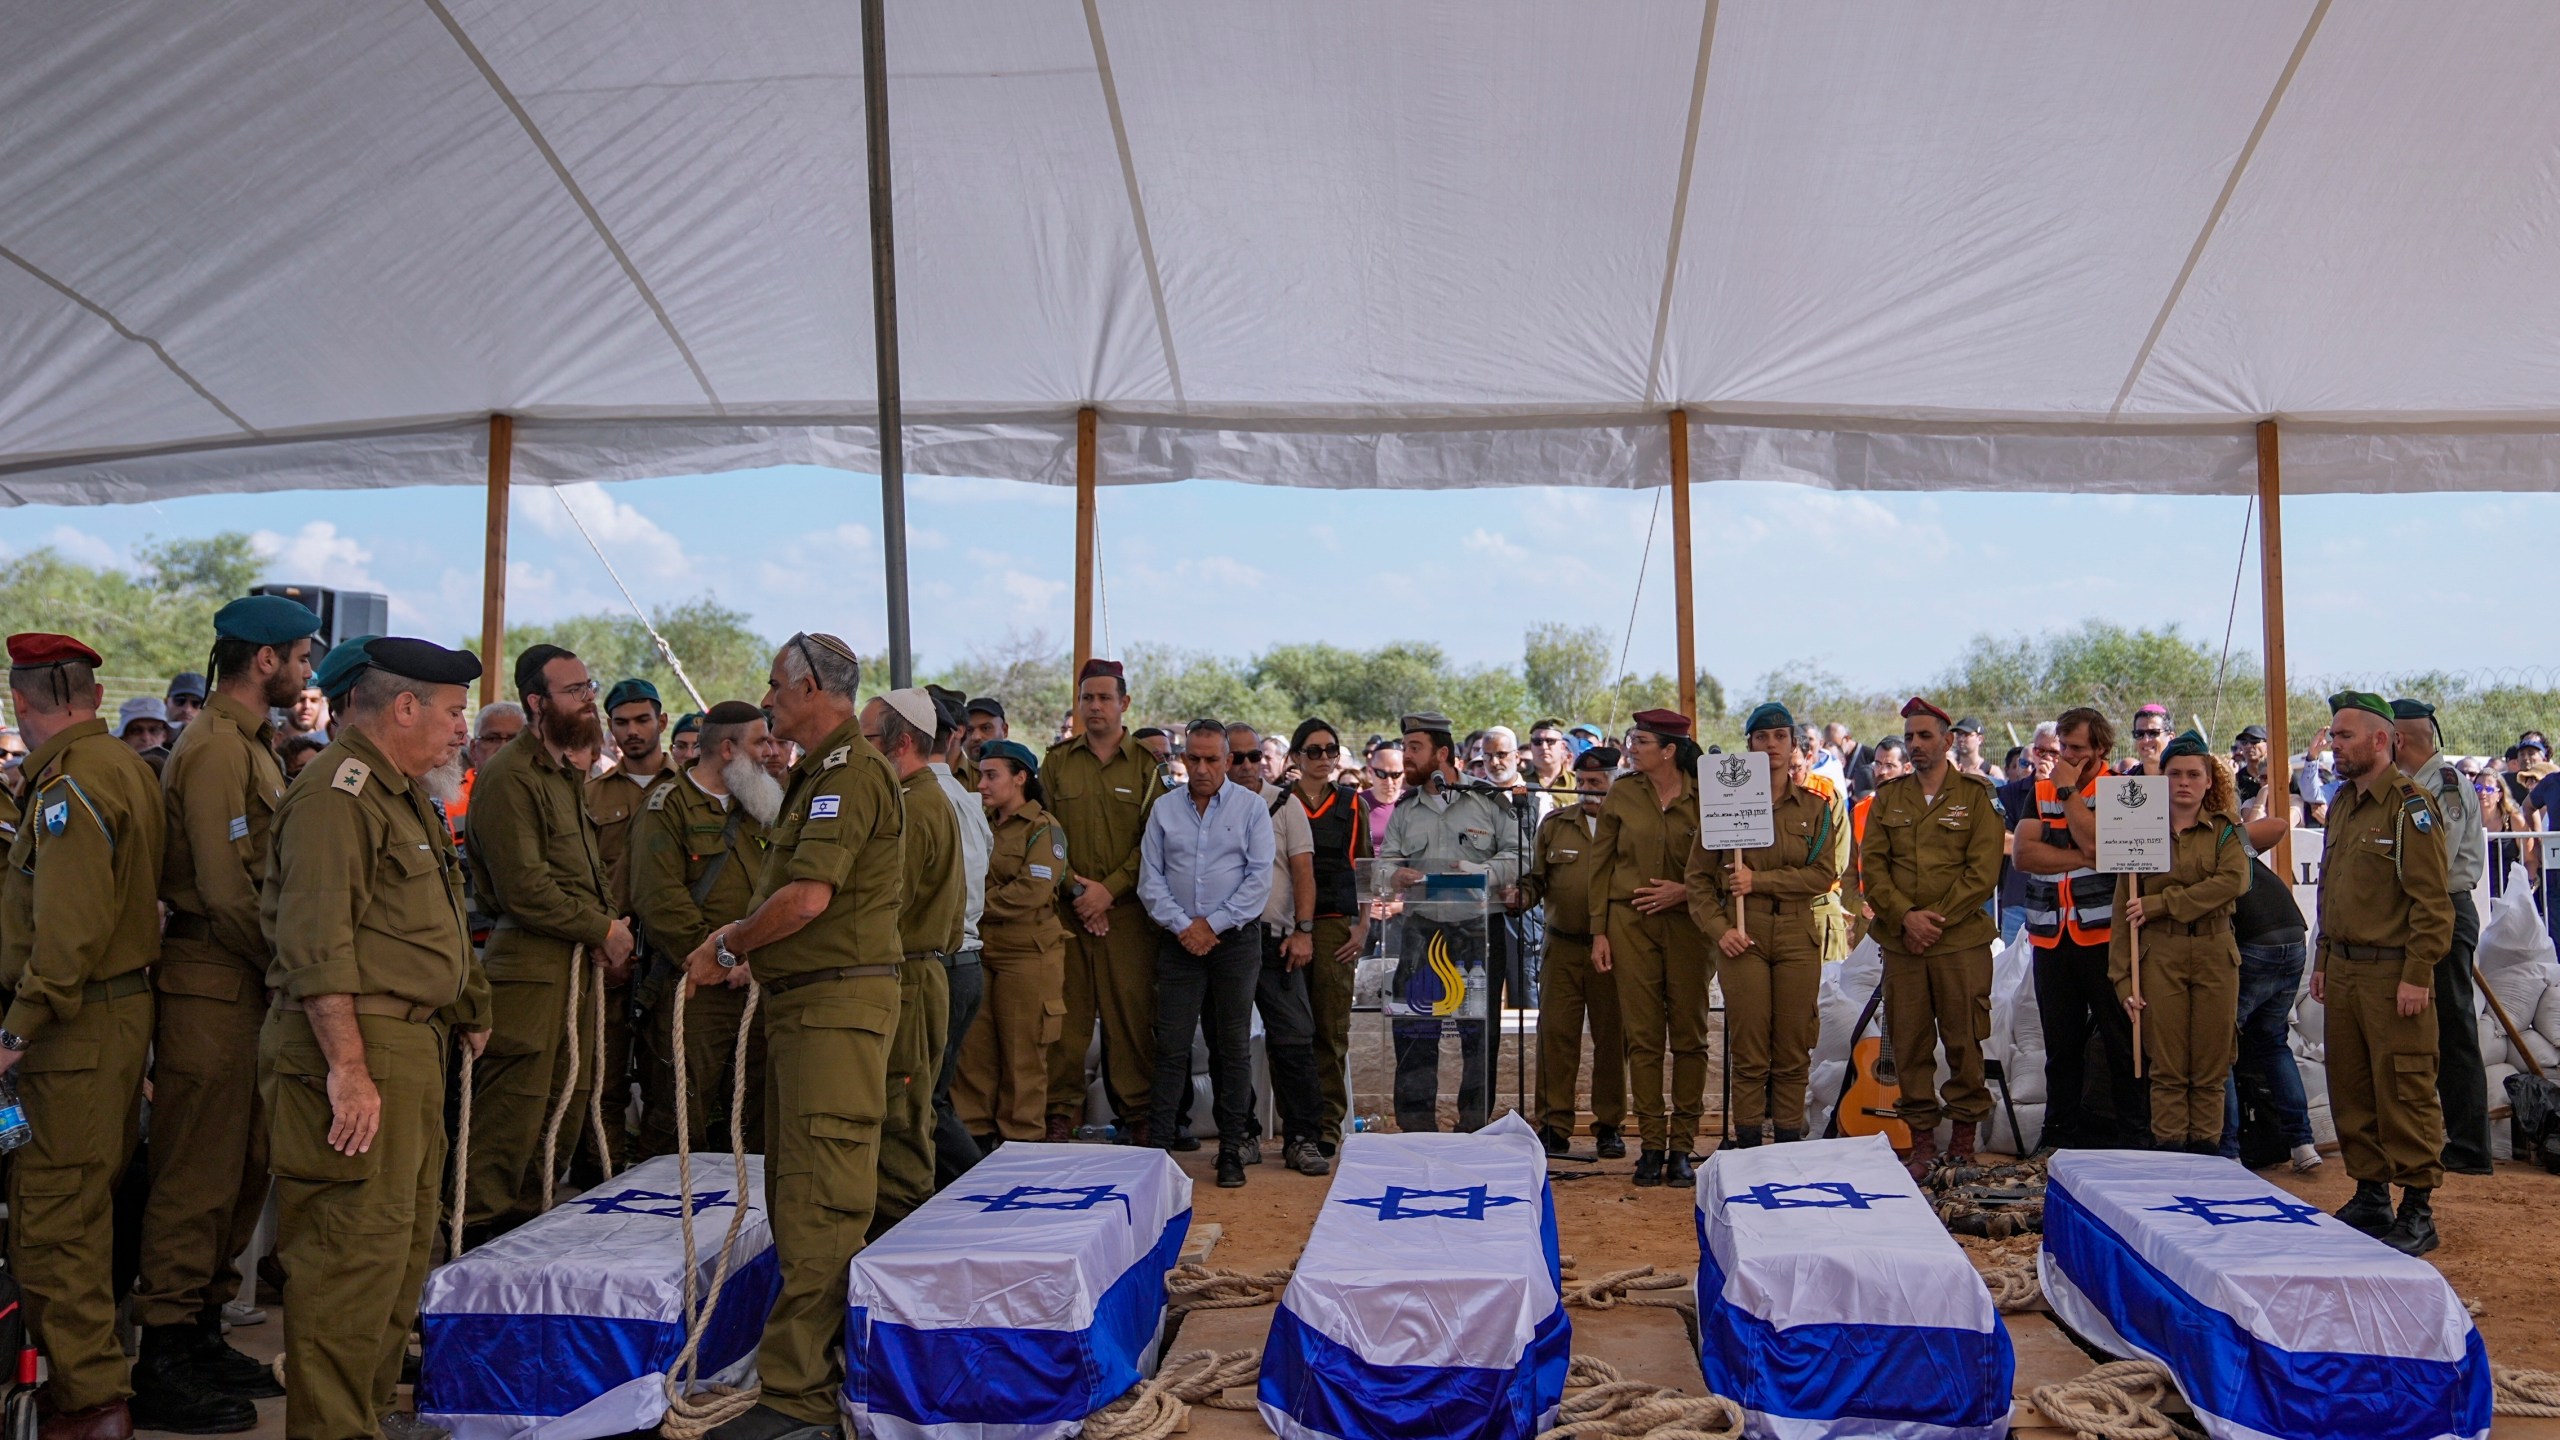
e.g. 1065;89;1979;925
536;942;613;1214
657;971;766;1440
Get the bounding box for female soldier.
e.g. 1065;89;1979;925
1687;704;1848;1146
1286;718;1371;1156
2114;731;2252;1153
1588;708;1713;1186
954;739;1071;1147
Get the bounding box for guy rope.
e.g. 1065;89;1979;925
657;969;766;1439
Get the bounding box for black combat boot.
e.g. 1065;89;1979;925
1593;1122;1626;1160
1772;1128;1804;1145
1538;1125;1572;1157
2382;1187;2439;1256
2334;1180;2393;1237
187;1314;284;1399
1721;1125;1760;1150
127;1327;257;1435
1664;1150;1696;1187
1632;1148;1666;1187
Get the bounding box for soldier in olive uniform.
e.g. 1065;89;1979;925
2111;732;2252;1152
680;633;904;1438
581;677;676;1175
2;634;181;1439
2391;698;2494;1176
1587;709;1712;1187
135;596;322;1423
629;701;774;1156
956;740;1071;1144
1686;704;1849;1148
2317;692;2456;1256
1041;659;1169;1143
261;637;489;1440
1859;698;2006;1177
1519;746;1625;1158
864;688;962;1233
460;645;636;1237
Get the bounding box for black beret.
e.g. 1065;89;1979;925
365;637;482;687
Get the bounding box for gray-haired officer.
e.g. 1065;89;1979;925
2391;698;2492;1176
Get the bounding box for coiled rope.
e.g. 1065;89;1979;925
657;971;765;1439
2029;1360;2199;1440
1563;1266;1694;1313
1537;1355;1745;1440
1165;1263;1293;1313
1081;1349;1266;1440
537;944;616;1214
2495;1366;2560;1417
1962;1235;2044;1313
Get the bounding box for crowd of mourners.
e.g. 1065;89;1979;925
4;605;2557;1440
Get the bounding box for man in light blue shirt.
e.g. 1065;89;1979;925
1138;719;1274;1187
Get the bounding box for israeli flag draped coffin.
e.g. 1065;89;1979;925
1696;1135;2013;1440
2040;1151;2490;1440
1259;1112;1568;1440
842;1142;1190;1440
418;1154;779;1440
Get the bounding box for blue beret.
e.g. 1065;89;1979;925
1743;701;1794;735
670;711;705;736
604;678;662;712
979;739;1041;777
312;635;383;698
212;595;323;646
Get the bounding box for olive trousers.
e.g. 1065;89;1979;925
870;956;949;1235
2323;950;2444;1190
1881;943;1993;1130
1536;931;1626;1136
135;950;269;1328
955;924;1067;1141
1045;902;1157;1127
1607;907;1714;1152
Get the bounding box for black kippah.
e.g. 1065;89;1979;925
703;700;765;725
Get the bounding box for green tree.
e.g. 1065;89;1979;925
1523;623;1613;721
0;533;263;693
490;597;780;714
931;631;1073;744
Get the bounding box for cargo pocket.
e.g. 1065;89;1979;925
1973;990;1994;1041
2391;1052;2436;1112
265;1050;384;1183
10;1166;88;1248
791;994;895;1216
155;961;246;1004
1039;996;1067;1046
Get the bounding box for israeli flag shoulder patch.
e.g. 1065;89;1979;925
807;794;842;821
331;758;371;796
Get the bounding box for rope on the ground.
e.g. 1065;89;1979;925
1537;1355;1745;1440
1563;1265;1695;1312
537;944;591;1214
2029;1359;2200;1440
1959;1236;2044;1313
1166;1263;1293;1312
2494;1367;2560;1417
658;971;765;1440
447;1040;477;1259
1082;1348;1266;1440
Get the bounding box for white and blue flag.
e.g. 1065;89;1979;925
1697;1135;2013;1440
2041;1151;2490;1440
1258;1112;1567;1440
842;1142;1190;1440
419;1154;779;1440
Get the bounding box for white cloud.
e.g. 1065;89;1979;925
519;483;697;587
1463;528;1531;563
46;525;122;569
251;521;381;590
1171;555;1266;590
1001;569;1068;611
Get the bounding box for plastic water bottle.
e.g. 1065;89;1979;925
1074;1123;1118;1142
1349;1114;1384;1133
0;1071;31;1153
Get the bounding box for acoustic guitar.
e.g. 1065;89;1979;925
1826;978;1914;1148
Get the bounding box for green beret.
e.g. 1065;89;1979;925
312;635;383;699
1743;701;1794;735
980;738;1041;776
212;595;322;646
670;711;705;737
604;678;662;712
2328;690;2393;721
2388;697;2436;721
2161;729;2211;763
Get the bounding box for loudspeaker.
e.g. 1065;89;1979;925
251;583;389;654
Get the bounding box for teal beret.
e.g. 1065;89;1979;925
2161;730;2211;763
212;595;322;646
670;711;705;737
312;634;383;699
980;739;1041;777
2388;697;2436;721
605;678;662;712
1743;701;1794;735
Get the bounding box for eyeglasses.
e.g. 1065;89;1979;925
2131;728;2167;739
1298;743;1342;759
1530;734;1567;746
549;680;599;701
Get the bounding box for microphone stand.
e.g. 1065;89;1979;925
1498;779;1589;1128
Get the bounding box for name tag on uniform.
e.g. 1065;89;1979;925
228;815;249;841
1030;864;1054;880
809;796;841;820
1114;786;1132;796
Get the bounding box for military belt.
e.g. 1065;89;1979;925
1741;895;1798;916
2334;942;2407;963
2158;916;2231;937
940;948;982;971
81;971;152;1004
273;993;442;1023
760;964;899;996
901;950;947;965
163;911;215;942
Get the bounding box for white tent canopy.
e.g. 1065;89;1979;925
9;0;2560;507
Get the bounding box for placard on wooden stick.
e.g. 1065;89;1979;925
1697;750;1776;851
2094;774;2171;874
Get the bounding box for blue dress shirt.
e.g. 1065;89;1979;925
1138;779;1274;936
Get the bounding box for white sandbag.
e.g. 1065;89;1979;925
2482;963;2555;1042
1984;1102;2046;1158
1803;1060;1847;1137
2295;1058;2325;1108
2487;1063;2517;1162
2292;993;2324;1065
1813;978;1867;1068
2477;877;2558;974
2537;981;2560;1043
1837;937;1882;1003
2476;1014;2510;1072
2521;1031;2560;1074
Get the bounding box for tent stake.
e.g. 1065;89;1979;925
862;0;910;688
1074;407;1098;681
480;413;512;710
2256;419;2291;877
1670;409;1696;721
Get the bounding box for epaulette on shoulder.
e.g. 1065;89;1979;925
646;783;674;811
1955;769;1996;789
329;757;371;797
821;745;851;771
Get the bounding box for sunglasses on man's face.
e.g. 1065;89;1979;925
2132;728;2167;740
1230;751;1261;764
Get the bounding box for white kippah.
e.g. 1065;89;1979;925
883;687;937;736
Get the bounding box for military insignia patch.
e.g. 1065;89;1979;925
2411;807;2432;833
331;758;371;795
228;815;249;841
1052;833;1068;861
822;746;851;770
808;795;841;820
1030;864;1053;880
43;801;68;835
647;786;672;811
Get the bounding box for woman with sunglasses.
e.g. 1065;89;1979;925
1288;718;1372;1156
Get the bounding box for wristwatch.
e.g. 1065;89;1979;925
0;1028;25;1053
1293;920;1317;935
714;929;745;969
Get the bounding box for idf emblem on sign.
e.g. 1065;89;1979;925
1715;754;1753;790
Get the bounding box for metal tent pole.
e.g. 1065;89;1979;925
861;0;910;686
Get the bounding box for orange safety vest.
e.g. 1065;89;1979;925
2023;775;2111;947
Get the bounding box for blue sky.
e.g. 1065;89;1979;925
7;467;2550;694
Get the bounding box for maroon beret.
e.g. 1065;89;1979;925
1631;708;1692;739
7;632;102;668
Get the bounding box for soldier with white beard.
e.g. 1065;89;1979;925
629;700;781;1155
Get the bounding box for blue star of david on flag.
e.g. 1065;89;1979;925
1338;1184;1529;1221
570;1187;737;1218
2147;1194;2323;1227
959;1183;1134;1223
1726;1181;1905;1211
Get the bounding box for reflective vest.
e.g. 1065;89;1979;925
2023;776;2112;947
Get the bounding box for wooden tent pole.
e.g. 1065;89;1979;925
480;414;512;711
2257;419;2292;878
1073;407;1098;682
1670;408;1696;722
